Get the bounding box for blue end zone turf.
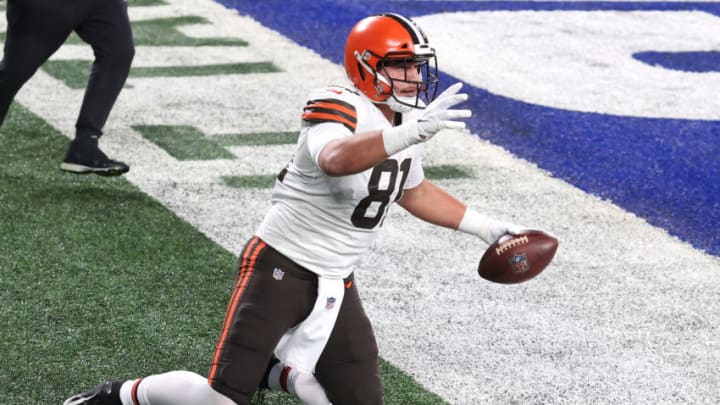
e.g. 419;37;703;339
634;51;720;73
218;0;720;256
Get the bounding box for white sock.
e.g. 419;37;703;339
267;362;332;405
267;361;288;392
118;371;235;405
119;379;139;405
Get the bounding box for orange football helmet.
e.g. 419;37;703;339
344;13;438;110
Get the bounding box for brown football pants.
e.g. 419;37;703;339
208;236;382;405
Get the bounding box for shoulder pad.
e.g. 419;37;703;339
302;86;360;132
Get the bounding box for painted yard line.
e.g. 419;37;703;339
129;0;167;6
10;0;720;404
44;61;279;89
128;16;247;46
62;16;247;47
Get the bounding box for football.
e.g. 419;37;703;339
478;230;558;284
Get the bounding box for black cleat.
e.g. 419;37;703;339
60;139;129;176
63;381;123;405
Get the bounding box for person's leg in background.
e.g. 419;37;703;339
61;0;135;176
0;0;73;125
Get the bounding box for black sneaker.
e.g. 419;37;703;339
63;381;123;405
60;139;129;176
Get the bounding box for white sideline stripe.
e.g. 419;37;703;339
11;0;720;404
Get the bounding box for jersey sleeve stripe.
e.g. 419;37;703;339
302;98;358;132
130;378;144;405
303;111;357;132
302;99;357;132
306;99;357;119
304;105;357;123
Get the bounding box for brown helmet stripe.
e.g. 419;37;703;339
382;13;426;45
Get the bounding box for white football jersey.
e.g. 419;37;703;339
256;85;426;279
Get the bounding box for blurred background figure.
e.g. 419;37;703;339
0;0;135;176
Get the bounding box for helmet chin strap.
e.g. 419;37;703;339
367;70;416;113
382;94;417;113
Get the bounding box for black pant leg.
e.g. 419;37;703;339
0;0;73;125
73;0;134;139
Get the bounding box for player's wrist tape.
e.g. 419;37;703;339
457;208;504;245
382;122;420;156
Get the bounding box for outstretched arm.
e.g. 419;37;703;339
397;179;466;229
398;179;524;245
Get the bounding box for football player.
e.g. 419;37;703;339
64;13;525;405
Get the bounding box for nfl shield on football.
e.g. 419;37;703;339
478;230;558;284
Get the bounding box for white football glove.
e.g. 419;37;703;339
458;208;527;245
382;82;472;155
